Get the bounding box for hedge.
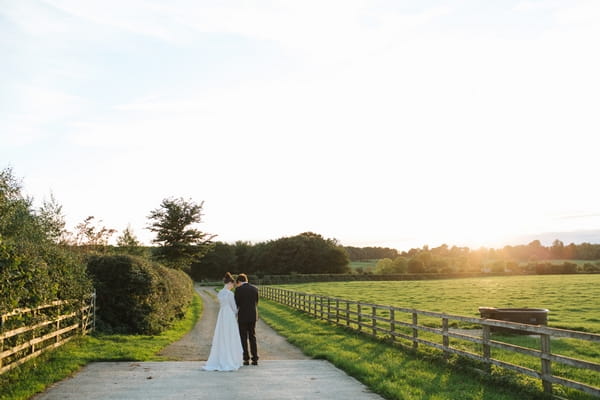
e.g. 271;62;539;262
1;167;92;314
87;255;194;334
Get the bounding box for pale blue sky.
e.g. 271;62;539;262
2;0;599;250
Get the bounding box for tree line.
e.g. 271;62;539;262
190;232;350;281
345;241;600;263
368;241;600;275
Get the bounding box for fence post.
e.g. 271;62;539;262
316;296;320;318
327;298;331;323
390;307;395;342
346;302;350;327
541;333;553;396
336;299;340;325
319;296;324;319
412;312;418;350
0;314;4;368
372;307;377;337
482;325;491;373
55;304;61;345
92;290;96;331
80;299;86;334
357;304;362;332
442;318;449;360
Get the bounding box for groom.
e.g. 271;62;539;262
234;273;259;366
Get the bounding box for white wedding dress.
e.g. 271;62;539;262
203;286;243;371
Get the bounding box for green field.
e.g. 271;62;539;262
349;259;378;272
278;274;600;332
269;275;600;398
259;300;546;400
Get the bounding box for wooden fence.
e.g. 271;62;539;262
260;286;600;398
0;293;95;375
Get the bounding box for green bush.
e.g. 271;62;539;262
87;255;194;334
1;168;92;314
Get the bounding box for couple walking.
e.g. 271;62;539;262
203;272;259;371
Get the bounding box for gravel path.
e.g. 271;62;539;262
158;285;309;361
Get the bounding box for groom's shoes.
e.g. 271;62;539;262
243;361;250;366
251;361;258;366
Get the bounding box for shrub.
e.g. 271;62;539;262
87;255;194;334
0;168;92;313
583;263;600;273
407;258;425;273
534;262;578;274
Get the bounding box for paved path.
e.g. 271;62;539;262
32;360;382;400
32;285;384;400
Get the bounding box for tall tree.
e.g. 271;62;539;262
37;192;67;244
550;239;565;259
255;232;349;275
147;197;215;272
75;216;116;250
116;224;145;256
190;242;236;281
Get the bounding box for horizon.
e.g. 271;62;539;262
2;1;599;251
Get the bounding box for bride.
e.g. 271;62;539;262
203;272;243;371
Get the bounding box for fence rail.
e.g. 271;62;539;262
260;286;600;398
0;293;95;375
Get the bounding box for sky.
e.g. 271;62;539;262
1;0;600;251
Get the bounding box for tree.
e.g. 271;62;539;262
75;216;116;250
234;241;256;274
37;192;67;244
252;232;349;275
392;256;409;273
147;197;215;272
1;167;92;312
116;225;145;256
374;258;394;274
190;242;237;281
550;239;565;259
374;256;408;274
407;258;425;273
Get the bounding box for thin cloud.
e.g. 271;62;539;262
557;214;600;220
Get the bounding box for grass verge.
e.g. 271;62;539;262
259;299;551;400
0;293;202;400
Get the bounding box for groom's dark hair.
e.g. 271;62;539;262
236;273;248;283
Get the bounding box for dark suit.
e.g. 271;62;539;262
234;282;259;363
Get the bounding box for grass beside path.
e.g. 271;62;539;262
0;293;202;400
258;299;547;400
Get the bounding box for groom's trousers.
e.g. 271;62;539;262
238;321;258;362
